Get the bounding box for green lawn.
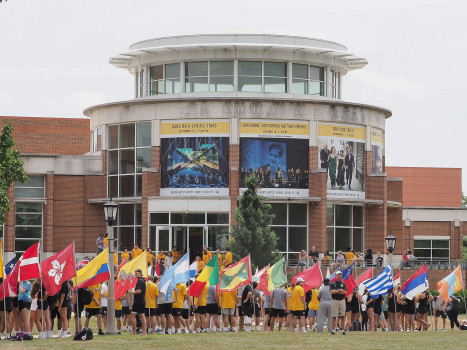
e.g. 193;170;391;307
3;313;467;350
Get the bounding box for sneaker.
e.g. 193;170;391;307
341;330;346;335
434;328;437;331
98;330;104;335
331;331;336;335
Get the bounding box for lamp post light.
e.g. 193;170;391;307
385;230;396;265
103;198;118;335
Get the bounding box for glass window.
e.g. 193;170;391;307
238;61;262;75
120;149;135;174
171;213;205;225
108;125;119;149
208;226;230;250
207;213;229;225
136;122;151;147
264;77;286;93
335;205;351;226
119;204;134;226
414;240;430;248
335;228;351;252
166;63;180;78
238;76;262;92
119;175;135;197
288;227;307;252
150;213;169;225
326;204;334;226
432;240;449;248
414;239;449;260
270;203;287;225
353;206;363;227
186;62;208;77
15;202;42;213
264;62;286;77
118;226;134;252
210;76;234;92
238;61;262;92
15;199;42;254
136;148;151;172
292;64;308;79
272;226;287;252
15;226;42;238
120;124;135;148
15;176;45;199
210;61;233;76
289;203;307;225
91;128;102;153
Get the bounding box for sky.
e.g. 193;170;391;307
1;0;466;191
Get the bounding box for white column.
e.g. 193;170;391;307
287;61;293;93
142;66;148;97
338;72;342;99
326;66;331;97
180;61;185;93
233;59;238;91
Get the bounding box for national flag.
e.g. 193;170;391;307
357;267;373;295
114;252;148;300
189;261;198;282
330;264;353;282
292;262;323;293
400;264;429;300
76;257;91;271
437;265;463;301
73;249;110;289
159;253;190;299
118;258;127;272
265;258;287;292
329;269;338;282
18;242;40;281
219;255;251;292
345;275;358;297
155;260;160;277
393;270;400;287
189;254;220;297
252;265;269;284
363;263;393;299
4;258;17;276
0;243;41;298
41;243;75;296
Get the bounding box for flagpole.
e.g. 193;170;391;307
1;239;8;337
73;241;81;335
461;265;467;316
39;242;44;339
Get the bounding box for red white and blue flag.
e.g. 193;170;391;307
400;264;429;300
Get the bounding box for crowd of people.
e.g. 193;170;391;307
0;243;464;340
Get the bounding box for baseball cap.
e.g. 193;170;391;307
336;271;342;275
296;277;305;282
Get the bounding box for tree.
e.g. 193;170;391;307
230;175;282;269
463;236;467;261
462;192;467;207
0;121;28;226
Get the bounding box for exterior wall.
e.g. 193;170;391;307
2;116;90;155
386;166;462;207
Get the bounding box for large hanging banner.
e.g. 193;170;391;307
240;120;309;198
318;122;366;199
371;128;383;173
160;120;230;196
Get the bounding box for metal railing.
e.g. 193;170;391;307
284;258;467;271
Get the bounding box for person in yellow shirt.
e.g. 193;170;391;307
105;277;124;333
220;290;237;332
145;275;159;334
193;282;209;332
172;283;188;334
132;244;143;259
121;248;130;262
345;247;356;266
172;246;181;263
104;234;109;248
194;256;205;273
216;249;223;267
223;247;232;267
84;283;104;335
156;251;166;262
308;287;320;331
113;252;118;266
146;248;155;267
202;246;212;265
291;278;306;332
286;282;294;331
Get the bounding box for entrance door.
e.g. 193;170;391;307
188;226;205;258
153;226;171;254
172;227;187;254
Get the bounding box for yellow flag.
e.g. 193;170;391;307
114;252;148;300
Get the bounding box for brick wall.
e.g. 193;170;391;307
365;174;388;254
2;116;90;155
309;169;327;253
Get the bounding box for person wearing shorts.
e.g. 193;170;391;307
144;275;159;334
206;284;220;332
262;292;271;331
290;278;306;332
308;287;319;331
330;271;347;334
270;286;288;332
157;292;174;334
122;291;131;332
193;283;208;333
433;295;447;330
18;280;32;333
171;282;188;334
130;269;147;335
221;290;237;332
84;283;104;335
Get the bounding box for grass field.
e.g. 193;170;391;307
2;316;466;349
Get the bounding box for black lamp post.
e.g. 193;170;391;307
103;198;118;334
385;230;396;265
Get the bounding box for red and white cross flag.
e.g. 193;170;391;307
18;242;41;281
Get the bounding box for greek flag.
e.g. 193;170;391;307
363;263;393;299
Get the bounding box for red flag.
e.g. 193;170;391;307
357;268;373;285
345;275;357;297
0;243;41;298
41;243;75;296
118;258;127;272
18;242;40;281
292;263;323;293
259;273;271;296
155;260;160;277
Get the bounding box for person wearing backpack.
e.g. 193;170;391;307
445;295;461;330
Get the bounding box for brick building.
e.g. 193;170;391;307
1;34;466;267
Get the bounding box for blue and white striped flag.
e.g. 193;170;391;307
159;253;190;300
363;263;393;299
